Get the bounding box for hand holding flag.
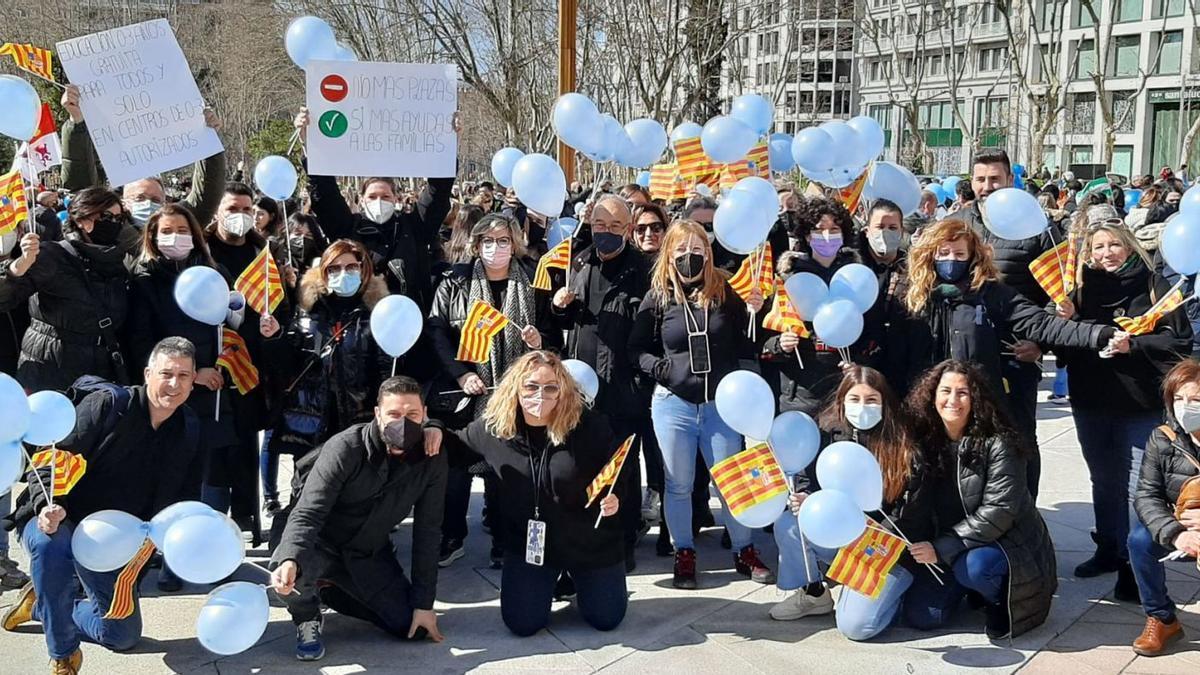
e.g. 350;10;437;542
588;435;636;527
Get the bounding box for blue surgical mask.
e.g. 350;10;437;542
935;259;970;283
129;199;160;228
327;271;362;297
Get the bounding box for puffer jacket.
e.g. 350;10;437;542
945;203;1055;306
931;435;1057;638
1135;423;1200;550
0;234;131;390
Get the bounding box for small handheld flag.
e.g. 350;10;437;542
711;443;788;517
456;300;510;364
1114;285;1186;336
532;239;571;291
29;449;86;496
673;137;717;180
586;435;636;507
216;328;259;394
826;523;906;599
0;43;55;84
1028;240;1072;305
234;247;284;315
762;287;811;338
649;162;689;201
0;169;29;236
728;245;776;302
838;170;869;213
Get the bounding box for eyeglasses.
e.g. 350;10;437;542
521;383;561;398
327;262;362;275
635;222;666;234
480;237;513;248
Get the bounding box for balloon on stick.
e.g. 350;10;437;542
0;441;24;496
148;501;216;549
714;188;773;255
490;147;525;188
767;133;795;173
797;489;867;548
863;162;922;216
983;188;1048;240
71;510;148;572
670;122;703;144
370;295;423;358
730;93;774;136
0;373;30;443
783;272;829;321
812;299;864;349
561;359;599;404
636;171;651;188
511;153;567;217
846;115;886;166
552;93;603;156
1181;185;1200;214
816;441;884;512
791;127;836;175
768;411;821;474
0;75;41;141
1160;211;1200;275
174;266;231;326
284;16;338;71
714;370;776;440
196;582;270;655
701;116;758;164
828;263;880;313
253;155;298;201
162;512;245;584
623;119;669;168
25;391;76;446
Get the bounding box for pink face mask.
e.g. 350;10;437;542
480;243;512;270
158;232;194;261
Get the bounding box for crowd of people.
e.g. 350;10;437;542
0;85;1197;673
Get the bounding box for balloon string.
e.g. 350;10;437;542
391;357;398;377
865;521;944;585
214;325;222;422
19;445;54;509
285;128;301;157
281;200;294;270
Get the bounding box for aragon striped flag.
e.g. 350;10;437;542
235;247;284;315
456;300;510;363
1028;239;1072;305
728;245;776;302
586;434;636;506
826;523;906;599
0;43;55;83
0;168;29;236
29;449;87;496
711;443;788;517
532;238;571;291
1114;286;1187;336
762;287;811;338
745;141;770;178
217;327;259;394
673;137;717;180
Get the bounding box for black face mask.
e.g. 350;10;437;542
88;214;125;246
674;252;706;281
381;418;424;457
593;231;625;256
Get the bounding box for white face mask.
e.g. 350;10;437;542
157;232;194;261
845;402;884;431
363;198;396;224
1175;401;1200;434
221;212;254;238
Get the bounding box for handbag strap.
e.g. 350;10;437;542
1159;424;1200;472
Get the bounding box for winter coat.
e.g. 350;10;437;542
32;205;62;242
0;235;131;390
945;203;1055;306
1058;258;1191;413
857;240;916;393
1135;422;1200;550
931;435;1057;638
125;256;226;373
272;420;447;610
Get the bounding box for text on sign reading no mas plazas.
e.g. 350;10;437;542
341;76;454;153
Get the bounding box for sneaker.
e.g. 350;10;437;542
1047;394;1070;405
553;572;576;600
985;602;1011;639
641;489;661;523
1074;553;1122;578
0;555;27;589
769;587;834;620
635;519;652;545
673;548;698;589
438;539;465;568
489;545;504;569
1132;616;1184;656
49;649;82;675
2;581;35;631
1114;562;1141;603
264;499;282;516
295;616;325;661
734;545;776;584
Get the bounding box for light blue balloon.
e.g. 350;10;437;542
942;175;962;194
490;147;525;188
552;93;603;156
511;153;567;217
253;155;298;201
562;359;599;403
0;441;23;496
670;122;703;144
701;115;758;164
821;121;860;169
825;164;867;189
0;75;40;141
163;512;244;584
196;581;270;655
331;42;358;61
25;391;76;446
1180;185;1200;214
546;217;580;249
370;294;422;358
791;127;836;174
731;93;774;136
983;188;1047;240
636;171;651;188
783;272;828;321
0;373;29;443
56;210;68;224
71;510;148;572
863;161;921;216
174;266;230;326
1161;211;1200;275
846;116;885;165
828;263;879;313
769;411;820;475
714;189;772;255
926;184;946;205
767;133;794;173
623;119;668;168
606;116;639;168
284;16;337;71
149;500;215;549
797;488;867;548
1125;189;1143;209
812;299;864;348
816;441;883;512
715;370;776;440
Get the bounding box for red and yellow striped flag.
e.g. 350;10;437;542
29;449;86;496
532;238;571;291
1064;231;1081;295
234;246;284;315
838;170;868;213
826;523;905;599
105;539;155;619
650;162;689;201
728;245;776;302
1114;287;1187;336
746;141;770;177
456;300;510;363
585;434;636;506
0;169;28;236
719;161;753;191
762;287;811;338
673;137;717;180
216;327;259;394
0;43;55;83
711;443;788;516
1028;240;1071;305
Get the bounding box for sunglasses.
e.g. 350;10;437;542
521;383;561;398
635;222;666;234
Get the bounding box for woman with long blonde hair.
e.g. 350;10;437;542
628;219;774;590
452;350;627;637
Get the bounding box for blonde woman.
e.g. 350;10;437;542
627;219;773;590
452;351;626;637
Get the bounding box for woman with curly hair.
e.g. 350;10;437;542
903;360;1056;639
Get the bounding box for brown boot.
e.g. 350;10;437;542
49;649;82;675
2;582;35;631
1132;616;1184;656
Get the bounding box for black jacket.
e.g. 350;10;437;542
1135;423;1200;550
0;235;131;390
450;410;622;570
126;256;226;375
930;435;1056;638
945;203;1055;306
307;171;453;312
1058;259;1191;412
552;245;651;417
272;421;447;610
857;240;915;392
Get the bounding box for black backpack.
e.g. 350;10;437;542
65;375;200;458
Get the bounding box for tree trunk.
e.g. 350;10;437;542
1181;114;1200;168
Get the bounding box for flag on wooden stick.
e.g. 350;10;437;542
216;328;259;394
456;300;509;363
728;245;776;302
234;247;284;315
29;449;86;496
0;43;55;83
826;523;906;599
585;435;636;507
762;287;811;338
711;443;788;517
1028;239;1072;305
0;169;28;236
1114;286;1187;336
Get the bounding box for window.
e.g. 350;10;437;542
834;90;851;115
976;97;1009;132
1038;0;1067;27
1115;0;1142;21
1112;94;1136;133
835;60;853;83
785;91;797;113
919;101;955;129
741;37;749;54
800;60;816;82
1069;92;1096;134
757;33;764;51
1071;145;1093;164
1112;146;1134;177
817;60;834;82
1113;35;1140;77
816;91;833;113
978;46;1008;72
979;3;1002;24
1073;0;1097;27
1157;31;1183;74
928;54;944;77
1152;0;1183;17
1075;39;1096;78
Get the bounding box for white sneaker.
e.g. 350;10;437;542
769;588;834;621
641;489;661;522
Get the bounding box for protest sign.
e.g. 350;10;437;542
56;19;223;187
305;61;457;178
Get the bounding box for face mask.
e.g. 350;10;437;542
703;230;715;245
157;232;194;261
520;392;557;420
845;402;884;431
935;259;971;283
809;232;843;258
674;252;706;280
363;198;396;224
129;199;160;228
1175;402;1200;434
593;231;625;256
89;214;124;246
380;418;423;456
868;229;902;258
479;243;512;270
327;270;362;297
221;212;253;238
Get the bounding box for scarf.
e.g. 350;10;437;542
465;258;536;389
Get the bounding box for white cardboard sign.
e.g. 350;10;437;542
55;19;223;187
304;60;458;178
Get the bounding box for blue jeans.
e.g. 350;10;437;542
904;544;1009;630
22;519;142;658
500;554;627;637
1073;408;1161;561
650;386;751;551
1052;366;1068;397
772;509;912;640
259;430;278;502
1128;521;1177;622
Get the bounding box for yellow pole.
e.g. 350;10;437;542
558;0;577;186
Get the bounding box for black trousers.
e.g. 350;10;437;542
282;547;414;638
1004;359;1042;498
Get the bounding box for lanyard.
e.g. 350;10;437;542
681;298;707;334
525;431;550;519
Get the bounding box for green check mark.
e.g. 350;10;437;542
318;110;348;138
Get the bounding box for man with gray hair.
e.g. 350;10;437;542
2;337;202;674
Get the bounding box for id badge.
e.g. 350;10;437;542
526;519;547;566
